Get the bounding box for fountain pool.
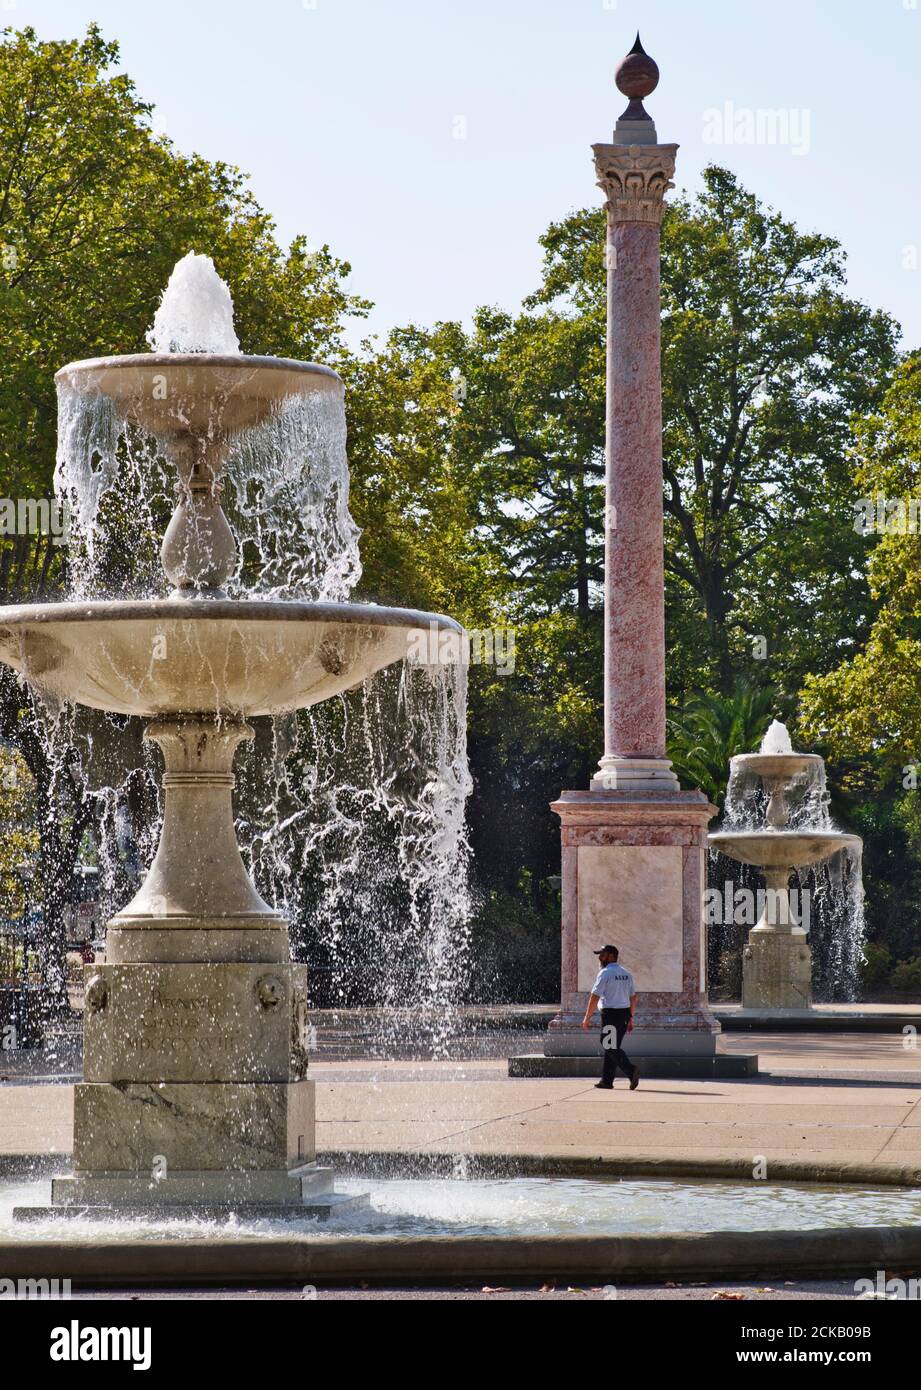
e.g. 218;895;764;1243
3;1173;921;1238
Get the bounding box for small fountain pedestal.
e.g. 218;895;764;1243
741;868;812;1012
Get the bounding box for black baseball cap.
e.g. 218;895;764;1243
593;944;618;956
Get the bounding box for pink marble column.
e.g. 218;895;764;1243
590;46;679;793
604;217;668;761
535;37;734;1070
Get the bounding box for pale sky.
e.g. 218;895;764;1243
13;0;921;350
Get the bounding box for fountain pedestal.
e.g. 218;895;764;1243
28;714;355;1219
741;865;812;1011
743;931;812;1012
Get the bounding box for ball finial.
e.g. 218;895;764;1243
615;32;659;121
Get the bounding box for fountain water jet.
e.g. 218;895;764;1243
0;255;463;1218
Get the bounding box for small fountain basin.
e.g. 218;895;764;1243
709;829;861;871
728;752;823;781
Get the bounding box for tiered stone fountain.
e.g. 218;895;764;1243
0;257;460;1218
709;722;862;1011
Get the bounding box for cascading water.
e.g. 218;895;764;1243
29;252;473;1052
724;721;834;835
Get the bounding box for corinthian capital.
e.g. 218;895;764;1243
592;143;678;225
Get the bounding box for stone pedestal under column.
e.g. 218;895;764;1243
510;789;757;1078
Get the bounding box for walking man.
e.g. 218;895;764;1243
582;944;640;1091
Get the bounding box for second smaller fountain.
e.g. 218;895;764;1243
709;721;863;1011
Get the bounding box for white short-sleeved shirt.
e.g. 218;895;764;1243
591;963;635;1009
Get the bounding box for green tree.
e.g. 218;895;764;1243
666;680;777;808
343;323;497;618
800;357;921;775
659;168;898;694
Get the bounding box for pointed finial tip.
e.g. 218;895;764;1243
615;32;659;121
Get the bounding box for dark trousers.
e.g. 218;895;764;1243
600;1008;634;1085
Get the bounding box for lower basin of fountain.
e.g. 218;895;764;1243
0;598;460;716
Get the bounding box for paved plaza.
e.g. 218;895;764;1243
4;1029;921;1179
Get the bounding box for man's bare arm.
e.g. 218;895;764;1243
582;993;601;1029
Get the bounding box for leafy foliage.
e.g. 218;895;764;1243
666;680;776;808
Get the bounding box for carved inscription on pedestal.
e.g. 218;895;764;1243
83;963;293;1083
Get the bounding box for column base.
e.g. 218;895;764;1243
509;1053;758;1079
545;1016;720;1058
591;757;680;792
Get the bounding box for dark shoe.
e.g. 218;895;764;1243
629;1067;640;1091
594;1082;613;1090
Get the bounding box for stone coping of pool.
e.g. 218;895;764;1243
0;1225;918;1287
3;1149;921;1285
6;1149;921;1187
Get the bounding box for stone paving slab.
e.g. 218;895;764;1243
0;1083;72;1155
723;1032;921;1068
430;1119;900;1156
312;1077;587;1121
313;1121;472;1151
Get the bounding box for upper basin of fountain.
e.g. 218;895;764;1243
56;251;340;463
728;718;822;782
54;354;342;447
0;598;460;718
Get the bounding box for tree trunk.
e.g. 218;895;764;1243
699;565;734;696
